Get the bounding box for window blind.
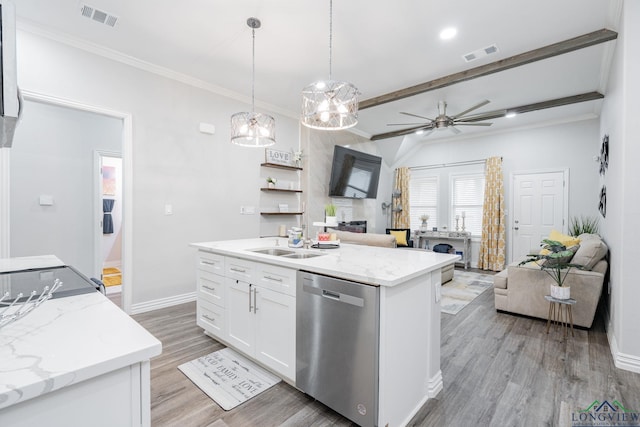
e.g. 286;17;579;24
409;175;438;231
451;174;485;235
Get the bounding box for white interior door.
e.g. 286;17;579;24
511;170;567;261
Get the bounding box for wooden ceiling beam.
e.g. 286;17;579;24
370;91;604;141
360;29;617;110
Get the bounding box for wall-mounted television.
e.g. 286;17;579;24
328;146;382;199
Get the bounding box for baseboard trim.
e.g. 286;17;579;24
130;292;196;315
606;328;640;374
427;369;444;398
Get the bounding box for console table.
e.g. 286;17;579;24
416;231;471;269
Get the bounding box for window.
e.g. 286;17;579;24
451;174;485;236
409;174;438;231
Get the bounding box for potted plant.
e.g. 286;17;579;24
325;203;337;226
266;177;277;189
569;215;600;237
519;239;582;299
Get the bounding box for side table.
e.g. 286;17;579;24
544;295;577;337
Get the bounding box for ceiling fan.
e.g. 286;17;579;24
387;100;493;137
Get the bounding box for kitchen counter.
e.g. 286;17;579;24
191;237;458;427
0;256;162;426
191;237;459;286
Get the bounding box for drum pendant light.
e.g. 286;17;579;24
231;17;276;147
301;0;359;130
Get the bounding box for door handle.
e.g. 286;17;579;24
514;227;519;230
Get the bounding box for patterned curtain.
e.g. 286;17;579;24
478;157;506;271
393;167;411;228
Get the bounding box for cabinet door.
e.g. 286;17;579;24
226;278;255;357
254;286;296;381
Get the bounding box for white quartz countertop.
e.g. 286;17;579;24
191;237;459;287
0;256;162;410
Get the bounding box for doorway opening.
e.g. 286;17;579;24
97;153;123;306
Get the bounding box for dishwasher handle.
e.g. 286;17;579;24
302;284;365;308
322;289;340;300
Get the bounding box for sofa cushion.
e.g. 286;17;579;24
572;235;608;270
334;230;397;248
548;229;581;247
389;230;408;246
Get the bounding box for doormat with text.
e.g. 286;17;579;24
178;347;281;411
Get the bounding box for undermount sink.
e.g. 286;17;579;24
250;248;295;256
281;252;324;259
248;247;325;259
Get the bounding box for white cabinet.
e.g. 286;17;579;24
196;251;296;382
254;286;296;380
226;278;255;355
196;252;227;341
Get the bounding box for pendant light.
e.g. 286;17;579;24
301;0;358;130
231;17;276;147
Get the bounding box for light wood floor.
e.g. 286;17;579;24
133;277;640;427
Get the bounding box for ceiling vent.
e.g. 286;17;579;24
80;4;118;27
462;43;499;62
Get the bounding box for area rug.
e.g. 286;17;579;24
441;270;494;315
178;348;281;411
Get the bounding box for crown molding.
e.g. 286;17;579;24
16;19;298;120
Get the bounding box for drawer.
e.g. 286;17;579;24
197;251;225;274
226;257;254;282
197;299;226;340
198;270;225;307
255;263;296;296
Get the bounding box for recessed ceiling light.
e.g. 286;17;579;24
440;27;457;40
505;112;517;118
416;130;425;135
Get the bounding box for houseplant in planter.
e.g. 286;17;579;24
266;177;277;189
519;239;582;299
325;203;337;226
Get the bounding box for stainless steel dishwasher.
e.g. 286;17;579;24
296;271;380;427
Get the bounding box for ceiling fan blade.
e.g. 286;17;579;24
454;122;493;126
449;126;462;134
451;99;490;119
400;112;434;121
387;122;428;126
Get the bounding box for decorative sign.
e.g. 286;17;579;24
265;148;293;166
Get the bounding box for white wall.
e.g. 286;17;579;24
386;119;601;265
10;100;122;277
14;29;300;307
600;0;640;369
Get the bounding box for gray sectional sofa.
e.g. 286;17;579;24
493;233;608;328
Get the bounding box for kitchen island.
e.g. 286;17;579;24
191;237;458;427
0;255;162;427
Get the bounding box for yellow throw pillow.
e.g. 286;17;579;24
390;230;408;246
548;229;581;247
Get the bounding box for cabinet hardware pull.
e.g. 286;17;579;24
203;285;215;291
231;267;247;273
201;260;216;266
264;275;283;282
254;288;258;313
203;315;215;322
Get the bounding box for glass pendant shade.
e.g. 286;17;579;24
301;80;358;130
231;17;275;147
300;0;359;131
230;111;276;147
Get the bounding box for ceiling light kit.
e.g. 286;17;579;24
301;0;359;131
230;17;276;147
